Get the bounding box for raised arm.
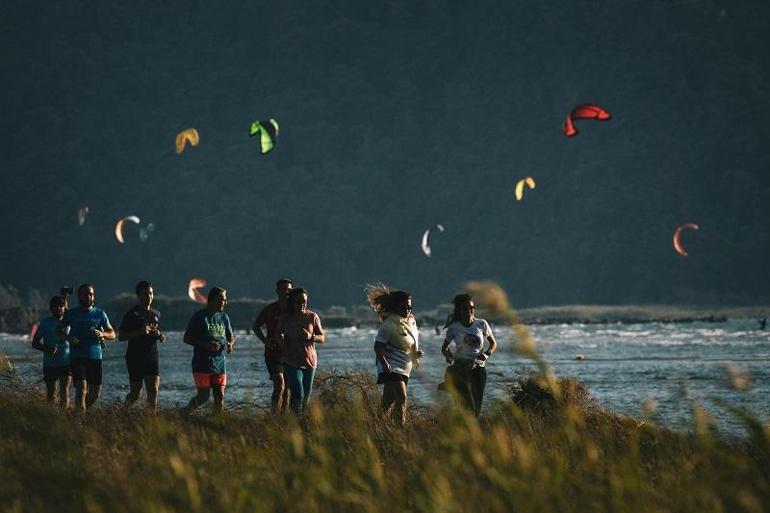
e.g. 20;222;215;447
484;333;498;356
31;326;50;353
374;342;390;373
94;322;116;342
57;321;79;346
310;314;325;344
251;309;268;344
441;335;453;363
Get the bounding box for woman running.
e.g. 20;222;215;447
275;287;324;414
366;284;423;426
441;293;497;417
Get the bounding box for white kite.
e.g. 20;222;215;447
421;224;445;257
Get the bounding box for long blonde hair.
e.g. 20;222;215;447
365;283;412;322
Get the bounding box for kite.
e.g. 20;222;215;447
188;278;207;304
77;207;89;227
515;177;536;201
175;128;200;154
249;119;279;154
421;224;445;258
673;223;699;257
28;321;39;341
139;223;156;242
114;216;141;244
562;104;611;137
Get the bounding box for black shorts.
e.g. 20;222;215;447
377;372;409;385
265;355;284;377
43;365;71;382
125;349;160;382
70;358;102;385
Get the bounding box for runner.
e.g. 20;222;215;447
60;284;116;413
365;284;423;427
251;278;292;413
441;294;498;417
31;295;71;408
118;281;165;411
275;287;324;415
183;287;235;414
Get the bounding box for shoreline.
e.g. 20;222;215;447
1;298;768;334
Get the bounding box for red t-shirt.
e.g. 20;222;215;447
277;311;323;369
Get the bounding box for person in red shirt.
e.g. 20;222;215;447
252;278;292;413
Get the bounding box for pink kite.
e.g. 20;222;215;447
562;104;611;137
187;278;207;304
28;321;39;341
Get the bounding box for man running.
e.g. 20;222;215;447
60;284;116;413
31;295;71;408
183;287;235;414
252;278;292;413
118;281;165;411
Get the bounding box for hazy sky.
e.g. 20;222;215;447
1;0;769;308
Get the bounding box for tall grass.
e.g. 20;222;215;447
2;281;768;512
1;369;768;513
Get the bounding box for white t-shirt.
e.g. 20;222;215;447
445;319;492;360
374;315;419;377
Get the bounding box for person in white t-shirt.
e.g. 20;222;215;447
366;284;423;426
441;293;498;417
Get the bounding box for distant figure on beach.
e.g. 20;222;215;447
183;287;235;414
759;318;767;330
59;284;116;413
252;278;293;413
31;295;71;408
118;281;165;411
275;287;324;414
441;294;498;417
366;284;423;426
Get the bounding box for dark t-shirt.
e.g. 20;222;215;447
119;306;162;355
254;301;284;359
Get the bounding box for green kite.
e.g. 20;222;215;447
249;118;279;154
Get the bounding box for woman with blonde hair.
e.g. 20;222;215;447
366;284;423;426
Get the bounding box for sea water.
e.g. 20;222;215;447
2;319;768;434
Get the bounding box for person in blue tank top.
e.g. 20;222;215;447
59;283;116;413
31;295;71;408
182;287;235;414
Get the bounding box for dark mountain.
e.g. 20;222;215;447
1;0;769;308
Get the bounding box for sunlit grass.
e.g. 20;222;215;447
1;368;768;513
2;281;768;512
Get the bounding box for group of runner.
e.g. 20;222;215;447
31;279;498;420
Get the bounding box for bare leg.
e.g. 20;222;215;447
271;372;286;414
145;375;160;412
185;388;211;411
393;381;407;427
44;379;56;405
380;383;396;417
125;381;143;407
86;384;102;410
75;381;87;414
212;385;225;413
281;383;290;414
58;375;71;410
